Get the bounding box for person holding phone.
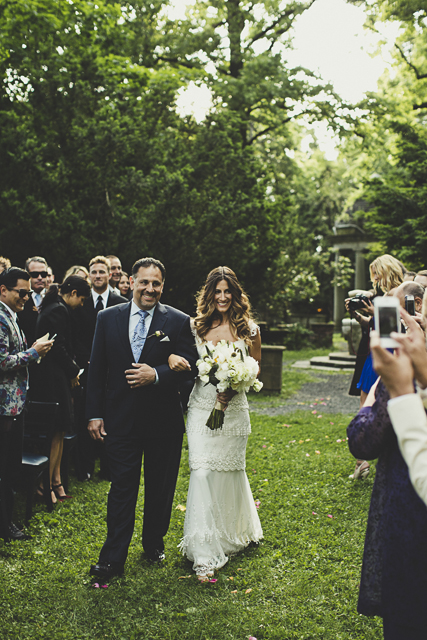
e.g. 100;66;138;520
31;276;90;503
0;267;53;540
348;310;427;640
392;281;425;320
347;254;406;479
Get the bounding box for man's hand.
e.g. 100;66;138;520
370;330;415;398
125;363;156;388
32;338;54;358
87;419;107;441
70;376;80;389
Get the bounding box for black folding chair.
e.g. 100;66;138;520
21;453;49;523
22;401;59;515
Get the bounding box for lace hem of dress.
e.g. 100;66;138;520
178;530;263;576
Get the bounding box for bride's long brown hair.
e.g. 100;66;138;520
194;267;254;344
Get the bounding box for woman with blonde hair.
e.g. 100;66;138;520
169;266;263;580
348;254;405;479
369;254;406;294
64;265;90;283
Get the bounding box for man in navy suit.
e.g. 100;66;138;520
86;257;197;579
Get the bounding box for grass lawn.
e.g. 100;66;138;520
1;345;381;639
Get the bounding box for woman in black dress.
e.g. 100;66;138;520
33;276;90;503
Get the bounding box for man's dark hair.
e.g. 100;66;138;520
132;258;166;281
0;267;30;289
25;255;47;270
399;281;425;299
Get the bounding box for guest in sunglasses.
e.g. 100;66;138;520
0;256;11;274
0;267;53;540
18;256;48;347
31;276;91;503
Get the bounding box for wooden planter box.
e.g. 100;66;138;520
259;345;286;393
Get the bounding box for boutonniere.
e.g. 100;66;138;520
147;330;165;339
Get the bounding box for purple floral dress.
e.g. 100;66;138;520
347;381;427;630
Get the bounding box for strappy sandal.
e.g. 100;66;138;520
197;571;214;583
52;484;73;500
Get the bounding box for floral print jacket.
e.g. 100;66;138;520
0;302;39;416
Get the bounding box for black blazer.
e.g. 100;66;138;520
73;291;127;369
30;296;80;429
85;301;198;438
18;296;39;347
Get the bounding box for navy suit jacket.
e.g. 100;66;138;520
85;301;197;438
73;291;127;369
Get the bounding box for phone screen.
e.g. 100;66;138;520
378;306;399;337
405;296;415;316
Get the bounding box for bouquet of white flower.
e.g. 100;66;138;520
197;339;263;430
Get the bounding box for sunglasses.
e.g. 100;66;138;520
8;288;34;298
28;270;48;278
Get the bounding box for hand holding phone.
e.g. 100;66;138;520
374;297;401;348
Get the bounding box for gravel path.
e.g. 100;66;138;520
248;368;360;417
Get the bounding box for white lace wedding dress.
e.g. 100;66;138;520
179;324;263;576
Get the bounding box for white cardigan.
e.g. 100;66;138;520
388;393;427;507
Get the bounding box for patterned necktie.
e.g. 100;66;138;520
95;295;103;315
131;310;148;362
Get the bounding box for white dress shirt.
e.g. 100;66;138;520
91;288;109;309
388;393;427;506
32;289;45;309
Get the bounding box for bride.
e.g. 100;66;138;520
169;266;263;580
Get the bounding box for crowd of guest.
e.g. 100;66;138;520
345;254;427;639
0;253;128;537
3;250;427;639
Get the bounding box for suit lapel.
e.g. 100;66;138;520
116;301;133;360
0;302;22;351
139;303;167;362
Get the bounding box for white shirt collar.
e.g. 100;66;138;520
130;300;156;318
91;288;109;306
32;289;45;305
0;301;17;321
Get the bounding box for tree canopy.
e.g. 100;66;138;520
0;0;345;315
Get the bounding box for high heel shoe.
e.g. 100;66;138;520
52;484;73;500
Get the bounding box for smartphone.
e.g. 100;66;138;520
405;295;415;316
374;297;401;348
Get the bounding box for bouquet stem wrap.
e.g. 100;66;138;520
206;400;227;431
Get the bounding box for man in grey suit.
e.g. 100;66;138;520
86;257;197;580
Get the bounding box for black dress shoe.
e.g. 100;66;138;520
146;548;166;563
5;523;32;541
89;561;124;580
